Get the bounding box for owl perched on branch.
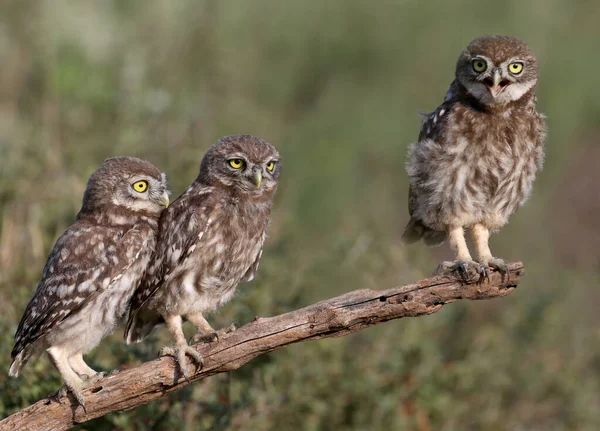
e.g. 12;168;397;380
403;35;546;280
9;157;170;406
125;134;281;381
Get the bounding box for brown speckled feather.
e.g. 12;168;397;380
9;156;169;400
11;221;155;361
404;36;546;248
125;135;280;344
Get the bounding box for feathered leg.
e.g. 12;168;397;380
159;314;204;382
188;312;236;344
436;225;486;282
47;346;87;406
68;353;98;379
471;224;509;280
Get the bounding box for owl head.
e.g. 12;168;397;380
80;156;170;218
197;134;281;197
456;35;539;106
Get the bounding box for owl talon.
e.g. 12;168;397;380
81;371;106;383
191;323;237;345
51;385;68;401
488;257;510;281
159;344;204;382
191;331;218;345
436;260;486;283
436;260;469;282
475;264;490;284
51;383;86;408
217;323;237;339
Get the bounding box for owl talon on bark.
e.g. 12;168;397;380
191;323;237;345
218;323;237;337
436;260;487;283
52;368;112;407
191;331;218;345
81;371;106;383
51;382;87;408
477;265;491;284
159;343;204;382
488;258;510;281
436;260;468;281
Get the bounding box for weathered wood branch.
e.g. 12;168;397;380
0;263;523;431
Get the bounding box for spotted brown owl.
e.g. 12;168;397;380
9;157;169;406
402;35;546;280
125;134;280;380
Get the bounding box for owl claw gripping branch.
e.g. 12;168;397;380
125;134;280;381
403;35;546;281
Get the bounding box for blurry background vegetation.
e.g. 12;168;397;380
0;0;599;429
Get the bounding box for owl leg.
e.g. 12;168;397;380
159;314;204;382
47;346;87;407
187;312;218;344
68;353;98;379
188;313;237;344
471;224;509;280
436;225;486;282
68;352;110;382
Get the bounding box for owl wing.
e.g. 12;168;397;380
531;96;547;171
403;86;460;244
409;86;458;216
408;184;417;217
11;222;150;359
417;102;456;143
127;188;220;318
243;232;267;282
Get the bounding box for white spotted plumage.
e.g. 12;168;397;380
403;35;546;278
9;156;169;406
125;135;280;381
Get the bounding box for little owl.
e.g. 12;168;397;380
402;35;546;280
9;157;170;406
125;134;281;381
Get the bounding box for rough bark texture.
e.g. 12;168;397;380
0;263;523;431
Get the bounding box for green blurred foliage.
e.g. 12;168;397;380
1;0;599;429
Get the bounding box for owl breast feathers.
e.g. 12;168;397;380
407;86;546;233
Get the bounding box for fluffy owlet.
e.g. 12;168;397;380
125;134;281;380
9;157;170;406
402;35;546;279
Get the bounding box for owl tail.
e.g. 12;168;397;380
8;349;30;377
125;309;163;344
401;217;447;247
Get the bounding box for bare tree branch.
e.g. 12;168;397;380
0;263;524;431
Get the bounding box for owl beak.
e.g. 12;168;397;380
158;191;170;208
488;69;508;98
253;169;262;189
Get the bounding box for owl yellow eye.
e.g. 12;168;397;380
266;161;275;171
508;62;524;74
228;159;244;169
472;59;487;73
132;180;148;193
